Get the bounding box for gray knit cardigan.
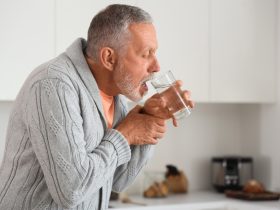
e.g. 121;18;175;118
0;38;152;210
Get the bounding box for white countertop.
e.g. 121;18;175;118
109;191;280;210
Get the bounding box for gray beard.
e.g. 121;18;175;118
115;64;142;102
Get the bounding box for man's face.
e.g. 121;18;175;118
113;23;160;102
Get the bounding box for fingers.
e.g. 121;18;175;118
131;105;143;113
172;116;178;127
183;89;191;97
146;94;162;106
143;98;170;119
181;90;195;109
188;100;195;108
154;132;164;139
148;138;159;145
133;136;158;145
155;118;165;126
149;94;166;108
150;93;161;99
146;116;165;131
118;108;167;146
174;81;194;109
137;134;159;145
154;123;166;135
145;116;166;140
175;80;183;86
143;137;159;145
153;122;166;140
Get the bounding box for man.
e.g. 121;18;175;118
0;4;193;210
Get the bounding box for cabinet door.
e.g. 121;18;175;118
56;0;136;55
210;0;276;103
0;0;55;101
136;0;210;102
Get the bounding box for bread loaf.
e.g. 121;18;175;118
143;182;169;198
243;179;265;194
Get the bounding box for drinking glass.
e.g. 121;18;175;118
150;70;191;120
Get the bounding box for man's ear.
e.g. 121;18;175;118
99;47;117;71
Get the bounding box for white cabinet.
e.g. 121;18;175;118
55;0;136;54
210;0;276;103
136;0;210;102
137;0;276;103
0;0;55;101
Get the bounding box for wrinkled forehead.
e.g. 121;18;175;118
126;23;158;51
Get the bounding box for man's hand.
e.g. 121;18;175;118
143;80;194;127
142;93;171;119
115;105;166;145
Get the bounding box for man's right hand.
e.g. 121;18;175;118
115;105;166;145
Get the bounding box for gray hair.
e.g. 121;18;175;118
85;4;153;60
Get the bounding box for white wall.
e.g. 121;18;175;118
239;103;280;192
124;103;244;194
237;0;280;192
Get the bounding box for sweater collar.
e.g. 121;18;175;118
65;38;127;128
66;38;106;125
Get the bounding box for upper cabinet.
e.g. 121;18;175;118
0;0;276;103
136;0;210;102
0;0;55;101
137;0;276;103
210;0;276;103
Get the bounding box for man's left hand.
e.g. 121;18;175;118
142;80;194;127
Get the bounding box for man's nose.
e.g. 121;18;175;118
148;56;160;73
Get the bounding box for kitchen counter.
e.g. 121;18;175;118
109;191;280;210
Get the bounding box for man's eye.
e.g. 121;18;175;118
142;53;149;58
142;50;155;58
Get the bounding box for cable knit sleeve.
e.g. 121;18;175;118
110;100;155;192
112;144;154;192
25;78;131;209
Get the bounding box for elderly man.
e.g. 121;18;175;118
0;4;193;210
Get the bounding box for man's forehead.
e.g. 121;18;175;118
128;23;158;49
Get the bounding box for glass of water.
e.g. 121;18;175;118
150;70;191;120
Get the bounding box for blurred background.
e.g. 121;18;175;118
0;0;279;196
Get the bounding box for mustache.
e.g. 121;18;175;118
141;73;156;84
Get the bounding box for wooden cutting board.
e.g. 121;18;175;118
225;190;280;201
